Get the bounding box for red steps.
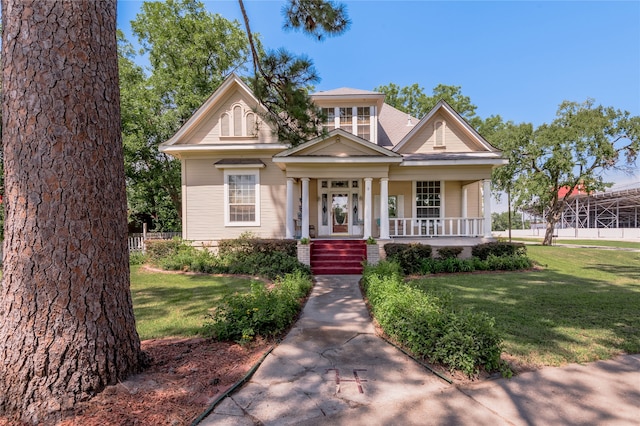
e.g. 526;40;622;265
310;240;366;275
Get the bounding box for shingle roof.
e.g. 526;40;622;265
378;103;418;148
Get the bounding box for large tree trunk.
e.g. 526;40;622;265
0;1;145;423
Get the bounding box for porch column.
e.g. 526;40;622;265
461;186;468;235
286;178;295;239
483;179;492;238
380;178;390;239
364;177;373;239
301;178;310;239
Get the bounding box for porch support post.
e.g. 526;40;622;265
483;179;492;238
301;178;310;239
364;178;373;239
462;186;468;235
286;178;295;239
380;178;390;239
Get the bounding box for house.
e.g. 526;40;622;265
159;74;506;263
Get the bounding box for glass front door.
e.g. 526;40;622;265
331;193;349;234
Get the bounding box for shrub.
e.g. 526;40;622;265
472;242;526;260
129;251;147;265
383;243;432;275
222;251;310;280
436;246;463;259
218;233;297;257
145;238;185;264
204;270;312;343
362;262;505;376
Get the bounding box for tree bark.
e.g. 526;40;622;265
0;1;145;423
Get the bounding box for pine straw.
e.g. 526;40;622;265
1;337;271;426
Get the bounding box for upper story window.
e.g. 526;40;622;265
357;107;370;140
339;107;352;130
322;107;335;132
321;106;373;142
220;104;258;137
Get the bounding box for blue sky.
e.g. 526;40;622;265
118;0;640;194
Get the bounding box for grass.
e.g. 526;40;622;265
130;265;258;340
411;246;640;367
510;237;640;249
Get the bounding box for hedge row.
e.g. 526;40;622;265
203;270;312;343
362;261;507;377
383;241;531;275
144;238;309;280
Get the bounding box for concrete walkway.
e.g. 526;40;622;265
201;275;640;425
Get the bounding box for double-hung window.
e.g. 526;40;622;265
415;181;441;218
224;169;260;226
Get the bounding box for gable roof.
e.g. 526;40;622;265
160;73;268;149
273;128;402;164
392;100;499;153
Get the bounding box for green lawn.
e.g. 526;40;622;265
411;246;640;367
511;237;640;249
130;266;258;340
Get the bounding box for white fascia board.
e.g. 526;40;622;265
160;144;288;154
400;158;509;166
272;157;403;164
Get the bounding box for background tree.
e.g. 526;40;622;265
121;0;250;231
374;81;504;137
239;0;349;147
0;1;146;423
496;99;640;245
492;211;529;232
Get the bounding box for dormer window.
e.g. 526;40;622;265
320;106;374;142
435;120;445;147
220;104;258;137
339;107;352;130
357;107;370;140
322;108;335;131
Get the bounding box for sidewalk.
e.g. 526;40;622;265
200;275;640;425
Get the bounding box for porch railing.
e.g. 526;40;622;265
128;231;181;252
388;217;484;237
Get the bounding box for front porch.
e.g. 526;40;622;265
284;177;493;240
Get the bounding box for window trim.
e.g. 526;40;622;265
413;180;443;219
223;168;261;227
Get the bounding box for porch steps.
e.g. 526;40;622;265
310;240;366;275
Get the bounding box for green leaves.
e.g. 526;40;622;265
491;99;640;244
120;0;251;230
282;0;350;40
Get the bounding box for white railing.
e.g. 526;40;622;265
388;217;484;237
128;231;181;252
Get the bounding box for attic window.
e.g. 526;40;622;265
221;113;230;136
434;121;445;147
220;104;259;138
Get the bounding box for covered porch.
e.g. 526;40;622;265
281;176;493;240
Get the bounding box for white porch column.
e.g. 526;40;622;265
301;178;310;239
364;178;373;239
380;178;390;239
483;179;492;238
461;186;468;235
286;178;295;239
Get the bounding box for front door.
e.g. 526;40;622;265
331;193;349;234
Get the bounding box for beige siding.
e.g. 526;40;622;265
444;182;462;217
303;139;374;156
389;164;493;181
465;181;482;217
183;158;287;244
184;91;278;145
398;112;486;154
